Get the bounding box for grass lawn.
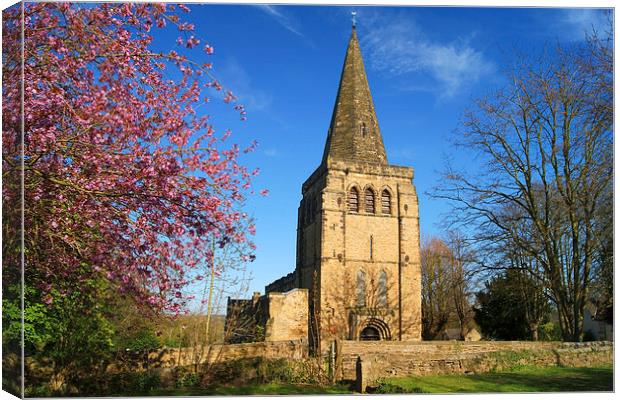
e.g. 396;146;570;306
118;365;612;396
376;364;614;394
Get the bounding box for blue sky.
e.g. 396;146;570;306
149;4;611;298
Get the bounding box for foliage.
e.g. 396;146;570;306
433;20;613;341
421;238;453;339
474;269;550;340
118;329;162;352
3;3;261;394
10;277;118;395
538;322;563;341
421;234;475;340
2;2;258;316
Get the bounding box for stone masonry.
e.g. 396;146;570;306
226;25;422;352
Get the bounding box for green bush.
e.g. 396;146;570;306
123;329;161;352
176;371;200;388
107;370;161;394
538;322;562;341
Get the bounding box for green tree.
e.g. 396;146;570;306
475;269;550;340
434;23;613;341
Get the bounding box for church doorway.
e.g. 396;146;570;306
359;326;381;341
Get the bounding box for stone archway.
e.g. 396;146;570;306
360;326;380;341
358;317;391;341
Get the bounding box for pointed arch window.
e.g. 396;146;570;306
348;187;359;213
378;271;387;307
357;270;366;307
365;188;375;214
381;190;391;215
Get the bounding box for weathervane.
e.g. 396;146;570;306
351;11;357;28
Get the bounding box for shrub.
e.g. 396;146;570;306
538;322;562;341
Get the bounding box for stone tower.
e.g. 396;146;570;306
295;26;422;351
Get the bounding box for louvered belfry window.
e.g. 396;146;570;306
381;190;391;215
365;188;375;213
348;187;359;212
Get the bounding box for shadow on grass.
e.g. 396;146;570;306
466;366;613;392
380;365;613;394
128;382;352;396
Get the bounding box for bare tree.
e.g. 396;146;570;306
433;26;613;341
446;231;475;340
420;238;452;339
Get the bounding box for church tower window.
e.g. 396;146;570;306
378;271;387;307
360;122;367;137
365;188;375;213
357;270;366;307
381;190;391;215
348;187;359;212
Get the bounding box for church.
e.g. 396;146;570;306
225;24;422;353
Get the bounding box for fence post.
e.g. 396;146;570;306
355;356;367;393
328;341;336;384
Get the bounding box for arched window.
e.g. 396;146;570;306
378;271;387;307
357;270;366;307
360;122;367;137
381;190;391;215
348;187;359;213
365;188;375;214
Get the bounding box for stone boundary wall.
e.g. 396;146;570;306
107;339;308;372
334;340;612;387
265;271;297;294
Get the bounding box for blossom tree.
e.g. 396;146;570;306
2;2;260;316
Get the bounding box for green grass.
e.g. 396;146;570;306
124;382;352;396
376;364;614;394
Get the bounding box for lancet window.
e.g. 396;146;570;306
365;188;375;214
348;187;359;212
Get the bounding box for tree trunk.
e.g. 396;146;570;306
529;322;539;341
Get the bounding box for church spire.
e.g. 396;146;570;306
322;24;388;165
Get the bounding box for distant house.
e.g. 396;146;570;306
583;302;613;341
440;328;481;341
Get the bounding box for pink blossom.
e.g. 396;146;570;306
3;2;258;315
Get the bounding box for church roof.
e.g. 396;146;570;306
322;26;388;166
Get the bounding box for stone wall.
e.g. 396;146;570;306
265;271;298;294
107;339;309;373
264;289;309;342
225;288;309;344
334;340;613;389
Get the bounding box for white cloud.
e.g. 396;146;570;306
561;9;610;40
264;148;278;157
219;59;273;112
361;18;495;99
256;5;304;37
